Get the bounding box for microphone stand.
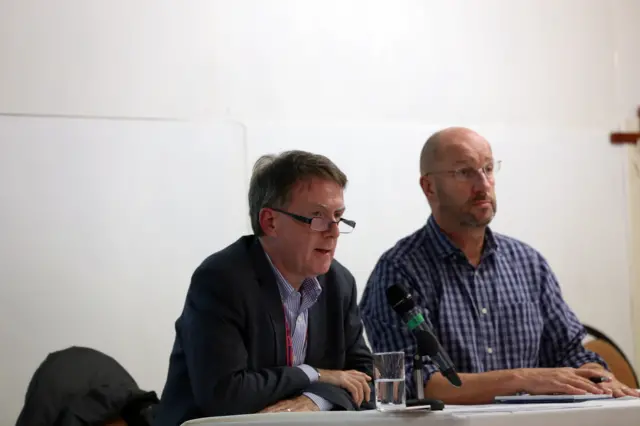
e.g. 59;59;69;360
406;354;445;411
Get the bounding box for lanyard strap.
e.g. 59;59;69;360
284;309;294;367
283;305;309;367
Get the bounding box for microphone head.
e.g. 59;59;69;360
386;284;416;315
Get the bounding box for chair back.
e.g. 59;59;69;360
583;325;639;389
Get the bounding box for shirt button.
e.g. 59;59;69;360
481;308;488;315
487;347;493;354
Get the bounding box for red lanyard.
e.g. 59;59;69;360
283;305;308;367
283;307;294;367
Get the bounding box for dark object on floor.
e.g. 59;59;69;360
15;346;158;426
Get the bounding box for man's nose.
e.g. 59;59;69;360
327;221;340;237
473;169;493;190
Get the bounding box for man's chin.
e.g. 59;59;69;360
475;218;494;227
309;258;333;276
477;212;496;227
462;211;495;228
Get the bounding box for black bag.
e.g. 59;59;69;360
16;346;158;426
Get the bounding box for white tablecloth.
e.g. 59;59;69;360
182;398;640;426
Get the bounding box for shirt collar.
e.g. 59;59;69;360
424;215;499;259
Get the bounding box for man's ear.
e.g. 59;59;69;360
259;208;278;237
419;175;433;199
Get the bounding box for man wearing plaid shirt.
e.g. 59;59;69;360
359;127;639;404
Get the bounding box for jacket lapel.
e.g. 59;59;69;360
250;239;287;367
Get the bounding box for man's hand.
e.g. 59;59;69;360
317;369;372;406
514;367;610;395
259;395;320;413
578;363;640;398
596;377;640;398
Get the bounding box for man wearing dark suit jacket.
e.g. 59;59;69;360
154;150;374;425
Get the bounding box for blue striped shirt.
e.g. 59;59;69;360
264;252;332;410
359;215;606;399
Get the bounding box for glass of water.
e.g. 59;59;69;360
373;351;406;411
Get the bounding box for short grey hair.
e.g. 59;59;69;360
248;150;348;236
420;130;444;176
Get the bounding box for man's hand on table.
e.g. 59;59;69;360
317;369;372;406
259;395;320;413
596;377;640;398
578;364;640;398
515;366;612;395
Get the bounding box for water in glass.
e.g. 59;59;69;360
375;378;406;411
373;351;406;411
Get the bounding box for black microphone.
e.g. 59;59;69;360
387;284;462;387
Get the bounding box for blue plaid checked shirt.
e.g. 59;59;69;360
359;215;606;399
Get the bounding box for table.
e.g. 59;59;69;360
182;398;640;426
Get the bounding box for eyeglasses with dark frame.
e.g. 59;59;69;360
269;207;356;234
425;160;501;182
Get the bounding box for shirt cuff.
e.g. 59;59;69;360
303;392;334;411
564;348;609;370
297;364;319;383
574;354;609;370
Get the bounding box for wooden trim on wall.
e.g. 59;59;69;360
611;107;640;144
611;132;640;144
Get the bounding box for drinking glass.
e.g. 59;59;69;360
373;351;406;411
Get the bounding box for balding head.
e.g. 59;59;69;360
418;127;497;230
419;127;487;175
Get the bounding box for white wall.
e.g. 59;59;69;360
613;0;640;371
0;117;249;423
1;0;639;423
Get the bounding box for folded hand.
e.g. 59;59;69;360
317;369;372;406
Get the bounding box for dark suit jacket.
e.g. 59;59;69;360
153;236;374;426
